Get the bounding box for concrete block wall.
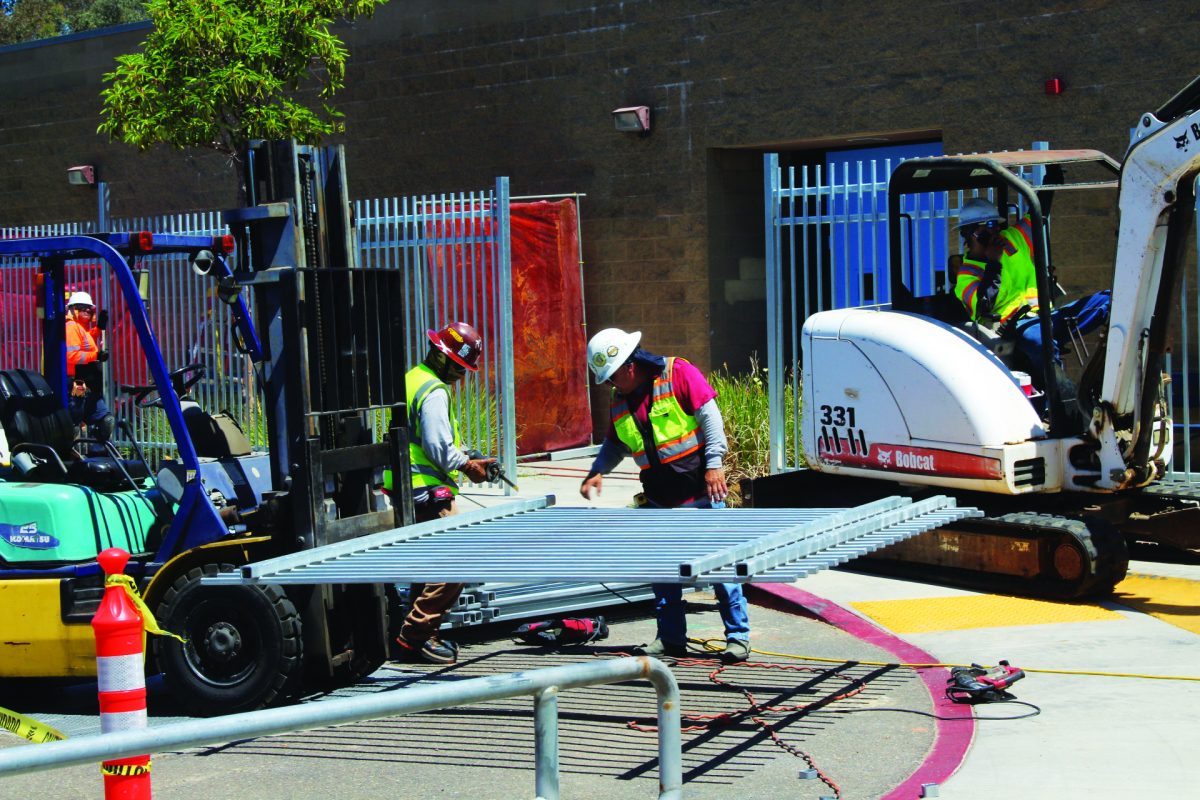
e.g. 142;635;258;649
1;1;1197;435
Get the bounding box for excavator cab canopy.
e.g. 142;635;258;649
886;148;1121;433
887;148;1121;318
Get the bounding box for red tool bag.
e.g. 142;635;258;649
514;616;609;646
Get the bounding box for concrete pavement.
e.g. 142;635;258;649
1;454;1196;798
493;455;1200;799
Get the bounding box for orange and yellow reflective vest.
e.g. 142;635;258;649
611;357;702;471
955;215;1040;323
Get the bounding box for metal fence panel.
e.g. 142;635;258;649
1;180;517;478
356;178;516;480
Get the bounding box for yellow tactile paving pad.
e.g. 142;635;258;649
1112;573;1200;636
850;594;1122;634
850;573;1200;635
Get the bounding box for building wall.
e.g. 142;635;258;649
2;1;1196;431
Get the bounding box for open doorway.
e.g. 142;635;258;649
706;137;943;375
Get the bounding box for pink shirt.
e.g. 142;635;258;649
604;357;716;443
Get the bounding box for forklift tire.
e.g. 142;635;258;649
154;564;303;717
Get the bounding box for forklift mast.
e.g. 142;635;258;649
223;139;415;548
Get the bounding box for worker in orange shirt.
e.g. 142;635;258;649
65;291;115;445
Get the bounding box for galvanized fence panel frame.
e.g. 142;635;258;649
763;145;1200;481
2;214;265;459
1;179;517;478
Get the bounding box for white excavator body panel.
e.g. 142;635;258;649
802;307;1064;494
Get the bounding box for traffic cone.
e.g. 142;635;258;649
92;547;152;800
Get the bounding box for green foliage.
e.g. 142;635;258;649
68;0;146;32
0;1;146;46
0;0;68;45
709;358;802;507
98;0;386;155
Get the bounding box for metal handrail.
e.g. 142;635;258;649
0;657;682;800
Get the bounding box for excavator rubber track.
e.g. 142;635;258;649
862;512;1129;599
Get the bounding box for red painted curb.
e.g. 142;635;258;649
747;584;974;799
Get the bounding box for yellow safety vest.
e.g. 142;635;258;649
382;364;462;494
611;357;702;471
956;216;1041;323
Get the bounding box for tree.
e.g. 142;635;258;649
98;0;385;157
0;0;68;45
1;1;146;46
67;0;147;32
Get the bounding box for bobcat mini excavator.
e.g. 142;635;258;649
744;75;1200;598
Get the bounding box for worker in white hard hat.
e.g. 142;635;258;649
64;290;114;444
580;327;751;663
954;198;1110;395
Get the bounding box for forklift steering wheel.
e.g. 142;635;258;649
119;363;207;409
169;363;207;397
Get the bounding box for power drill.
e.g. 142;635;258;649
465;448;518;490
946;660;1026;704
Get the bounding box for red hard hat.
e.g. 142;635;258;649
427;321;482;371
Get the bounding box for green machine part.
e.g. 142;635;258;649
0;481;159;564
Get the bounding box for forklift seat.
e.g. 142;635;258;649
0;369;150;492
180;399;253;458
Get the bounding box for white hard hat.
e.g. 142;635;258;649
954;197;1005;230
587;328;641;384
67;291;95;308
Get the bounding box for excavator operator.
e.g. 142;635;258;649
953;198;1111;394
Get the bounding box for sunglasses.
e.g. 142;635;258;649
605;362;631;385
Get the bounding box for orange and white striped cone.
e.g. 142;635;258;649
92;547;151;800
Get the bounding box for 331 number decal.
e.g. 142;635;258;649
819;405;856;427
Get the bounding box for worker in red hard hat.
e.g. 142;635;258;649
387;320;496;665
64;291;115;445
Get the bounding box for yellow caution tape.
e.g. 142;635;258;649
0;705;66;744
101;762;151;777
106;573;186;644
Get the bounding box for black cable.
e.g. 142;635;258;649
599;583;636;604
822;700;1041;721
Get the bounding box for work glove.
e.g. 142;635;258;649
461;449;498;483
95;350;110;363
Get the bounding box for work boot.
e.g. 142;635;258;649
721;639;751;664
394;634;459;665
634;639;688;658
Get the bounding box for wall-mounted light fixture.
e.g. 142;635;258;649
67;164;109;232
612;106;650;133
67;165;96;185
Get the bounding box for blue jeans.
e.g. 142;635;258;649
1015;290;1111;379
645;497;751;645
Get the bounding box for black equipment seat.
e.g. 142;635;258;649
180;399;252;458
0;369;149;492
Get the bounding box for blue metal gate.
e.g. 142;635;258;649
763;147;955;472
